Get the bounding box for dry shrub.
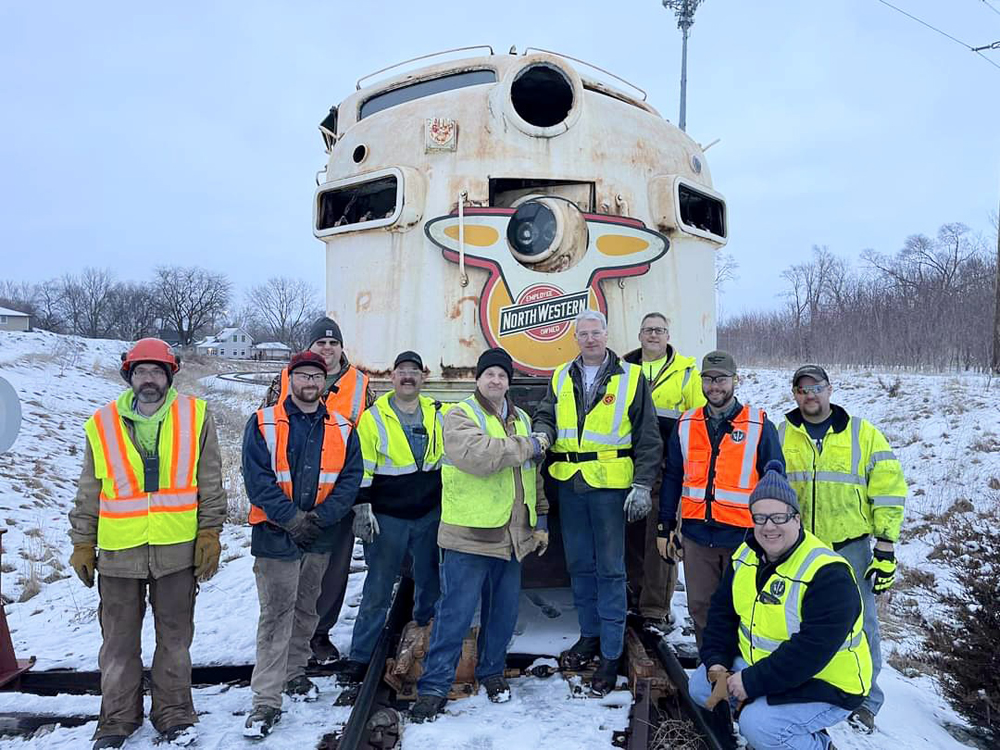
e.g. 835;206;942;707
928;519;1000;745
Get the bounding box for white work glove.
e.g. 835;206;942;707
352;503;380;544
528;432;549;462
623;485;652;523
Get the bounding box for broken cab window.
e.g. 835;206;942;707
678;183;726;238
316;175;399;231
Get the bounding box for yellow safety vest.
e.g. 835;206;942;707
646;352;705;421
357;392;445;489
84;390;206;551
441;397;537;528
779;414;907;545
731;532;872;697
549;361;642;489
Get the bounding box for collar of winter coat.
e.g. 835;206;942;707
622;344;676;368
784;403;849;432
119;387;178;424
570;348;623;380
327;353;352;386
473;388;514;423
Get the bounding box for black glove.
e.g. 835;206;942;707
286;511;323;547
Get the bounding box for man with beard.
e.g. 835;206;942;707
341;351;444;684
69;338;226;749
242;351;362;737
622;312;705;631
532;309;662;697
779;365;907;734
263;316;374;663
657;351;783;647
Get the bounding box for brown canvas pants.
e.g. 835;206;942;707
681;537;737;648
625;477;678;620
94;569;197;740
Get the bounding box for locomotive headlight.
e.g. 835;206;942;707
506;196;588;272
507;201;562;262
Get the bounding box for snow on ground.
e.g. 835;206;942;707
1;331;996;748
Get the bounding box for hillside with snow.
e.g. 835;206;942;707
0;330;994;749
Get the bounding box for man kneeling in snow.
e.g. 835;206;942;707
689;461;872;750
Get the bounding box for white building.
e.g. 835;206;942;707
253;342;292;361
0;306;31;332
195;327;254;359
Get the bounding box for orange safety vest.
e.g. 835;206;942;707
249;399;353;525
677;405;766;528
277;363;369;425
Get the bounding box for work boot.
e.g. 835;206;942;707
243;705;281;738
642;612;676;634
559;635;601;671
409;694;447;723
284;675;320;702
341;660;368;684
309;632;340;664
848;707;876;734
590;655;621;697
482;674;511;703
158;724;198;746
93;738;127;750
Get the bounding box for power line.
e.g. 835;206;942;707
981;0;1000;20
875;0;1000;71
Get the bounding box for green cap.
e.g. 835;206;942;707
701;350;737;377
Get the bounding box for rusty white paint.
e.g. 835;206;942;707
316;51;725;383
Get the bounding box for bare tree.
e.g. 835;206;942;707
714;252;740;291
0;280;34;314
105;282;159;342
152;266;231;346
76;267;117;338
245;277;323;351
31;279;66;332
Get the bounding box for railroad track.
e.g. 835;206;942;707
0;581;735;750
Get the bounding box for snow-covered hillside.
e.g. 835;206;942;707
0;330;993;749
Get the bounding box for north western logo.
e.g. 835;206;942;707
498;285;588;341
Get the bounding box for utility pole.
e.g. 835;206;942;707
662;0;705;132
992;193;1000;373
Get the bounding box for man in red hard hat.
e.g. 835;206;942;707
69;338;227;749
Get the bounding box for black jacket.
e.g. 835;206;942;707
532;349;663;489
699;528;866;711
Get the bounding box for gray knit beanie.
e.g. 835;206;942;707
748;460;800;513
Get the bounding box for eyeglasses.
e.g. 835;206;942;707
395;368;422;376
292;372;325;383
701;374;732;384
751;512;797;526
640;327;667;336
576;330;606;340
794;384;828;396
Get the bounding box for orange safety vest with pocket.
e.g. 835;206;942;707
84;391;205;551
249;399;353;525
677;405;766;528
277;363;368;425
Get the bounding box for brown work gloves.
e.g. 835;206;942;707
705;665;730;709
70;543;96;588
533;529;549;557
656;530;684;564
194;528;222;581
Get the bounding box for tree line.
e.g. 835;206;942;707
718;222;999;371
0;267;324;353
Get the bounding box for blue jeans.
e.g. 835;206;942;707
835;536;882;715
417;549;521;698
558;482;627;660
348;508;441;664
690;659;848;750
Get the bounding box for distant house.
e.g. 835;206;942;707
0;306;30;332
195;327;254;359
253;342;292;361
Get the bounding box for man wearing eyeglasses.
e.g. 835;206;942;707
656;350;783;647
341;351;444;685
690;461;871;750
262;316;375;664
241;350;362;737
780;365;907;734
623;312;705;632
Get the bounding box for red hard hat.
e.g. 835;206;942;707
120;338;181;382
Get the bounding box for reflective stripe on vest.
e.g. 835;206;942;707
86;392;204;551
440;397;537;527
549;361;642;489
279;364;369;425
730;532;872;697
678;405;765;528
250;401;352;525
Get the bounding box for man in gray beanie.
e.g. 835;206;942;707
688;460;872;750
262;315;375;663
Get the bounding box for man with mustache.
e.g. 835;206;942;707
242;351;362;737
69;339;226;749
341;351;444;684
263;316;374;664
657;350;783;648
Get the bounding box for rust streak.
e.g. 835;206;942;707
450;295;479;320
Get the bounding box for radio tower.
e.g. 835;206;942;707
662;0;705;132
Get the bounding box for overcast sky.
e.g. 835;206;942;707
2;1;998;316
